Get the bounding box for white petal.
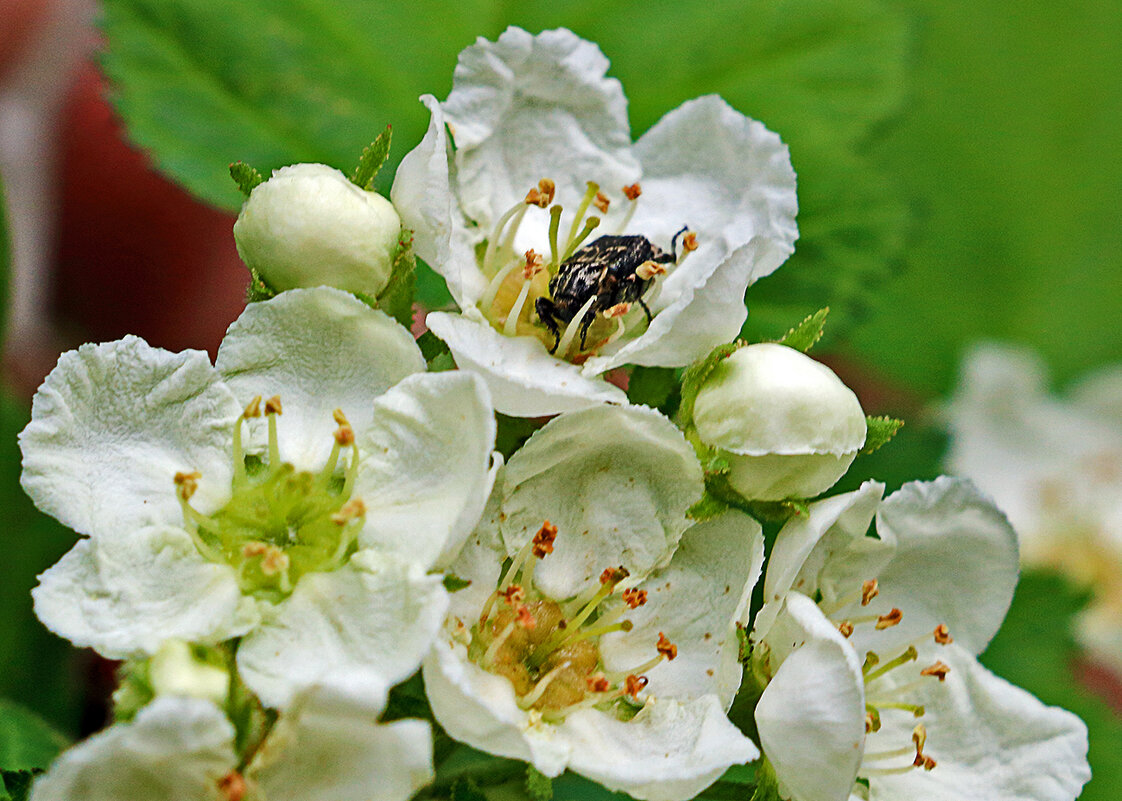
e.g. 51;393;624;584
423;636;572;777
844;477;1019;658
442;27;639;231
237;551;448;708
32;526;250;659
356;371;496;570
1071;362;1122;422
755;594;865;801
500;405;703;599
19;336;239;537
215;287;425;470
867;646;1089;801
426;310;627;417
252;679;433;801
30;697;234;801
561;695;759;801
600;510;763;706
391;94;489;309
445;471;507;621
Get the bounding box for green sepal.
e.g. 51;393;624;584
245;267;278;303
443;574;472;592
0;701;68;774
375;229;417;330
351;126;392;190
677;341;743;428
736;623;752;665
229;161;264;197
1;770;33;801
746;498;810;523
627;366;679;413
862;415;904;454
749;760;782;801
776;306;829;352
688;491;730;522
524;766;553;801
111;659;155;723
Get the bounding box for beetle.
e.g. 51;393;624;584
536;227;688;354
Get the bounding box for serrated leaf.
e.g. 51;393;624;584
525;766;553;801
861;415;904;454
0;702;69;773
677;341;742;428
443;574;472;592
228;160;263;197
376;230;417;329
776;307;829;352
351;126;392;190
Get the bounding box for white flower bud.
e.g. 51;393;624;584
233;163;402;296
149;640;230;706
692;343;866;500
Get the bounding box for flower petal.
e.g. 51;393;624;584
252;678;434;801
442;27;639;232
561;695;759;801
215;287;425;470
445;470;507;621
391;94;488;309
356;371;496;570
236;551;448;708
500;405;703;599
19;336;239;537
426;310;627;417
600;510;763;706
867;646;1089;801
32;526;251;659
30;697;235;801
755;593;865;801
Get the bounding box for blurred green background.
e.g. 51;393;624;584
1;0;1119;797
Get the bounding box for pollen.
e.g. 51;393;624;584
174;471;201;500
525;178;556;207
656;632;678;661
523;249;545;278
622;588;648;608
593;192;610;213
920;661;951;681
503;584;526;605
682;232;698;252
622;183;642;201
635;260;666;280
264;396;283;415
243;396;263;418
587;673;611;693
533;521;558;557
875;608;903;629
625;674;649;698
600;566;630;586
865;710;881;733
861;578;879;605
933;624;953;644
838;620;855;638
334;424;355;446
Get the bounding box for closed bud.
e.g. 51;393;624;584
233;163;402;297
149;640;230;707
692;343;866;500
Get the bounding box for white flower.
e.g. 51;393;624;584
21;286;496;708
30;674;433;801
234;164;403;296
946;343;1122;673
691;343;866;500
424;405;762;801
750;477;1090;801
392;26;798;417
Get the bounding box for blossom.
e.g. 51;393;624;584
690;343;866;500
392;26;798;417
21;286;496;708
750;477;1090;801
30;674;433;801
946;343;1122;672
233;164;403;297
424;405;762;801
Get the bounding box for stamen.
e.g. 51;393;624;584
586;673;611;693
503;279;534;337
518;660;573;709
532;521;558;558
863;764;918;776
243;396;263;418
502;584;526;606
174;471;201;501
604;302;631;319
341;435;361;499
265;397;282;466
600;566;631;587
622;184;642;201
615;184;641;234
656;632;678;660
877;701;925;717
562;618;633;645
332;409;349;426
566;182;600;248
681;232;699;255
864;745;916;761
330;498;366;525
523;250;544;279
593;191;610;214
933;624;953;644
865;708;881;733
481;538;539;624
218;771;247;801
484;200;531;275
920;661;951;681
560;216;601;263
862;579;879;605
500;206;529;253
635;261;666;281
625;674;649;698
555;295;598;355
479;260;521;315
334;424;355;446
547;205;563;270
838;620;855;638
875;608;904;629
862;651;881;675
515;604;537;630
264;396;283;415
864;646;918;682
483;621;516;667
622;588;648;608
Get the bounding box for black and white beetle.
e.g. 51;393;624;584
536;227;689;354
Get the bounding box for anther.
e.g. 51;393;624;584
593;192;610;214
218;771;247;801
587;673;611;693
533;521;558;558
622;588;648;608
605;302;631;319
875;608;903;629
502;585;526;606
525;179;555;207
920;661;951;681
911;724;928;767
523;250;544;278
656;632;678;661
838;620;855;638
922;756;937;771
865;709;881;733
334;425;355;446
622;184;642;201
861;579;879;606
862;652;880;674
243;396;262;418
516;604;537;630
635;260;666;281
682;232;698;252
332;408;350;426
264;396;283;415
260;547;290;576
600;566;630;587
330;498;366;525
933;624;953;644
625;674;648;698
174;471;201;500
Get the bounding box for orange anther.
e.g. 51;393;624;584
681;232;698;252
533;521;558;558
861;579;879;606
593;192;610;213
933;624;953;644
875;608;903;629
586;673;611;693
264;396;283;415
599;566;630;586
622;588;648;609
920;661;951;682
656;632;678;661
624;674;648;698
622;183;642;201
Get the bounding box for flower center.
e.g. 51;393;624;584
175;396;365;602
476;179;696;363
464;521;676;721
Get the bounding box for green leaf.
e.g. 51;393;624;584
861;415;904;454
525;766;553;801
677;341;742;428
443;574;472;592
747;760;781;801
1;770;33;801
417;330;450;363
626;366;679;412
0;701;68;774
228;160;263;197
351;126;392;190
776;307;829;352
376;230;417;330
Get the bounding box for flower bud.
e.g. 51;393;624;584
692;343;866;500
149;640;230;706
233;163;401;296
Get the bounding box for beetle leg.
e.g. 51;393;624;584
536;297;562;354
638;298;653;325
667;225;690;262
579;305;598;350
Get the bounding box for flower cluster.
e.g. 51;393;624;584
17;26;1089;801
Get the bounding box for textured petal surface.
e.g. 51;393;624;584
500;405;703;599
33;526;250;659
20;336;239;537
426;311;627;417
356;371;496;570
216;287;425;469
445;473;507;621
867;646;1090;801
561;695;758;801
237;551;447;708
601;510;763;706
30;697;234;801
442;27;639;232
756;593;865;801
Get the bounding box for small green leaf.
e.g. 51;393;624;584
688;492;729;522
862;415;904;454
0;701;69;774
525;766;553;801
351;126;392;190
443;574;472;592
376;229;417;330
776;307;829;352
228;160;264;197
677;341;742;428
